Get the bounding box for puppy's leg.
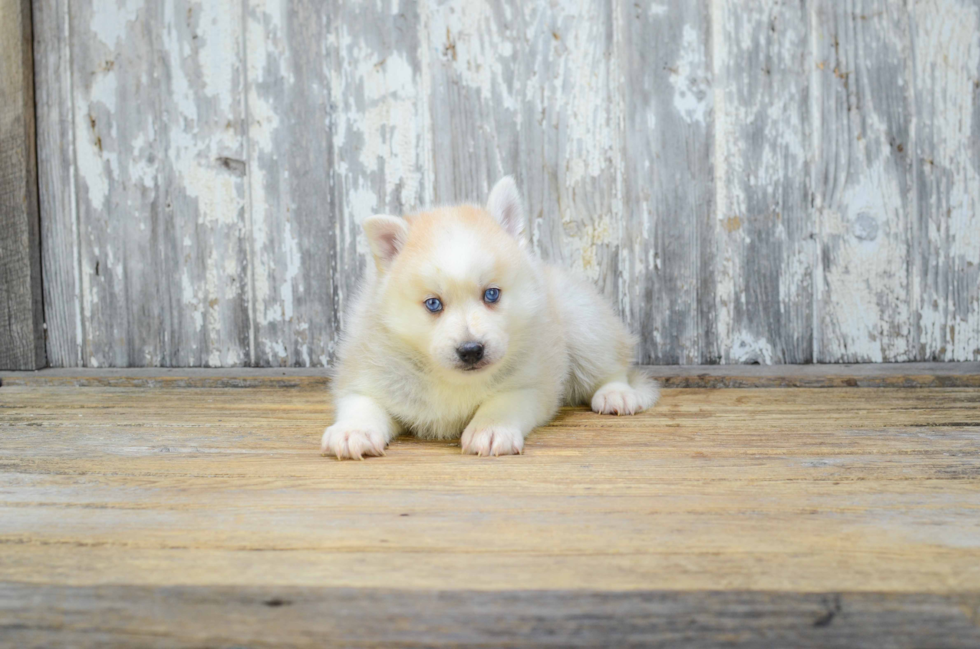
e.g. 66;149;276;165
591;368;660;416
321;394;400;460
461;390;551;457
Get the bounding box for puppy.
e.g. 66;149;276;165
321;177;659;459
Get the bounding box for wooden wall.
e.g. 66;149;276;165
32;0;980;368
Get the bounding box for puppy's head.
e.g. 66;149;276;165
363;177;540;378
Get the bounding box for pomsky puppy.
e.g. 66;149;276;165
322;177;659;459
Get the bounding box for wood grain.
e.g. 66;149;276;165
244;0;337;368
909;0;980;362
1;584;978;648
0;0;45;370
426;0;629;302
36;0;252;367
711;0;813;364
619;0;713;364
518;0;626;301
1;383;979;644
33;0;81;368
811;0;915;363
1;385;979;592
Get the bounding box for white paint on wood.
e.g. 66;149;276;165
711;0;813;364
811;0;915;363
57;1;251;367
910;0;980;361
670;25;711;125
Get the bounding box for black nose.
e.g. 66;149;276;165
456;342;484;365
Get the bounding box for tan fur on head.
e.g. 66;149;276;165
376;204;538;381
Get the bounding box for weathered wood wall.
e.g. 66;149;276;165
0;0;45;370
33;0;980;368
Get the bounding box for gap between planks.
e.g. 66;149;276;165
0;362;978;389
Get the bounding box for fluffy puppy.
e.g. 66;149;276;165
322;177;659;459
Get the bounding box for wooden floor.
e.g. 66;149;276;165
2;369;980;647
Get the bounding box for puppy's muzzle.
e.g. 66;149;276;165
456;341;485;367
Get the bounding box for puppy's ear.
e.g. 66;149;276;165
487;176;527;247
363;214;409;271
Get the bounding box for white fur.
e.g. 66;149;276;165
486;176;527;246
322;177;660;459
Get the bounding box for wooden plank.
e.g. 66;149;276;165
518;1;626;301
0;0;45;370
1;385;979;592
909;1;980;361
424;1;520;208
0;366;331;388
710;0;813;364
810;1;915;363
244;0;335;368
56;0;251;367
33;0;81;367
618;0;713;364
1;584;978;648
2;362;980;389
245;0;430;367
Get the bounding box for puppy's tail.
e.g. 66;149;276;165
628;367;661;411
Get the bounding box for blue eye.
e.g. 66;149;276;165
424;297;443;313
483;287;501;304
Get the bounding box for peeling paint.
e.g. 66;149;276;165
89;0;142;48
730;331;775;365
670;25;711;124
911;0;980;361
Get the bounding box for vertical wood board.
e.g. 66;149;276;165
0;0;45;370
711;0;814;364
909;0;980;362
810;0;915;363
34;0;81;368
618;0;714;364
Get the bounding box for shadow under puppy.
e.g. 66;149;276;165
322;177;659;459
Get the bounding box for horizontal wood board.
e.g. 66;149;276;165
2;362;979;389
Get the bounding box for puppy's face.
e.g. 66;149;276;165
364;178;537;378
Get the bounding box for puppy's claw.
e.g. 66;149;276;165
321;423;388;460
591;382;644;416
461;424;525;457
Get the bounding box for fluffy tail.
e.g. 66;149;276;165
628;367;661;411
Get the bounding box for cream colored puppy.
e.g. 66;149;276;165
322;177;659;459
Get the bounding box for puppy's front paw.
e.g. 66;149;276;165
321;422;387;460
591;382;643;416
461;424;525;457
